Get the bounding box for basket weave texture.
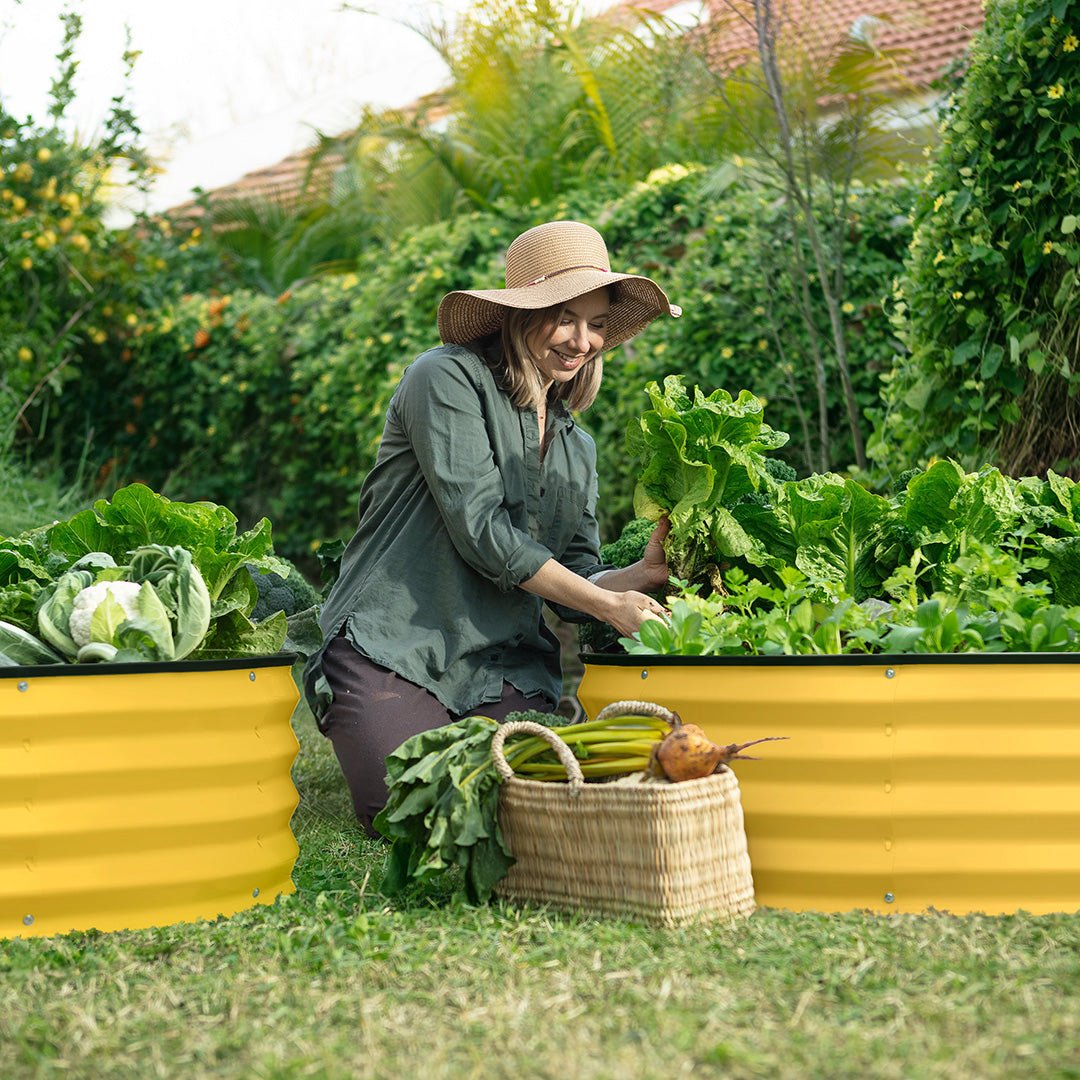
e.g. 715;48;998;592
491;703;756;927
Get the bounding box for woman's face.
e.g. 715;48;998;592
528;288;609;391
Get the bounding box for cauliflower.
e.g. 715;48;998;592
68;580;142;647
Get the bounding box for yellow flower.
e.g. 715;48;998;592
17;346;33;362
1012;181;1023;191
721;346;734;359
91;329;107;345
12;162;32;182
1047;83;1065;99
1043;240;1054;254
653;342;667;355
20;256;32;270
932;195;945;212
319;402;330;414
126;313;138;326
35;147;51;163
431;266;444;280
732;154;744;168
379;332;393;345
206;426;217;437
933;250;946;265
34;231;56;249
757;339;768;350
952;291;963;300
1064;33;1078;52
753;305;765;316
841;301;856;314
11;194;26;212
58;191;80;212
341;273;359;289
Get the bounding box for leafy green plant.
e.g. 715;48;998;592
0;483;305;664
628;375;790;581
882;0;1080;476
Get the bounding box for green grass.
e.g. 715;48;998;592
1;699;1078;1080
2;462;1078;1079
0;453;95;536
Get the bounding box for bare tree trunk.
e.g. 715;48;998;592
748;0;868;471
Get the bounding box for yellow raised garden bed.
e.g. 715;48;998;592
579;653;1080;916
2;656;300;939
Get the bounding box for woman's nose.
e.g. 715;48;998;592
568;321;590;352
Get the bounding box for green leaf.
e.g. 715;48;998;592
1063;215;1078;236
89;590;129;644
36;568;94;657
0;620;64;666
980;344;1004;379
1043;537;1080;606
903;461;964;537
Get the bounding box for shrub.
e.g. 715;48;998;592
881;0;1080;475
51;169;914;557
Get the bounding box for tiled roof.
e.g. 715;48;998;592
168;0;983;218
701;0;985;92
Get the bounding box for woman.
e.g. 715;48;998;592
304;219;680;834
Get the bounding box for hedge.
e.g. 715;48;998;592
52;169;916;558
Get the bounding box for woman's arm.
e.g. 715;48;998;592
520;553;668;638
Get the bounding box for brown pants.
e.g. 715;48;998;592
319;631;554;836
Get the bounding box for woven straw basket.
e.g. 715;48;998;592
491;701;756;927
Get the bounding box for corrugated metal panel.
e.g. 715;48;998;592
579;659;1080;915
2;662;300;939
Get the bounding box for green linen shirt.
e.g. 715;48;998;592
304;343;608;726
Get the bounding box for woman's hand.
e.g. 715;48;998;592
589;515;672;597
637;516;671;592
600;588;670;639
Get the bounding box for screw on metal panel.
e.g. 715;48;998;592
17;681;28;692
641;669;649;680
252;887;260;898
22;914;34;926
885;668;895;679
884;892;895;904
249;671;257;682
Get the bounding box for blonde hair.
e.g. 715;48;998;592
488;298;607;412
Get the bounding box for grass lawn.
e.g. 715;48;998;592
1;689;1078;1080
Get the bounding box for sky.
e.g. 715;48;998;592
0;0;613;218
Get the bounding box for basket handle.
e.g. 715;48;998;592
593;699;679;725
491;720;584;789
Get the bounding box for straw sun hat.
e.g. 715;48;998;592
436;220;681;351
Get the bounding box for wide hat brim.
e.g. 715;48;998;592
437;268;680;351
